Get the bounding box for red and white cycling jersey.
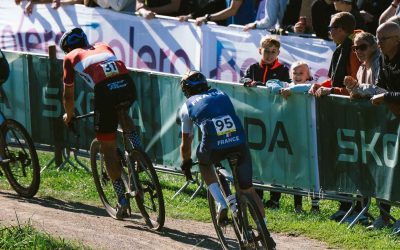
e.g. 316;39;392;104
63;42;129;88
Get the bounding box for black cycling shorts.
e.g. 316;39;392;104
94;74;137;140
197;144;253;190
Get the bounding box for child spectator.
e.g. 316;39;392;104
266;61;320;213
240;36;290;87
240;36;289;209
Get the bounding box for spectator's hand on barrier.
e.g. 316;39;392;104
178;15;191;22
315;87;332;98
140;9;156;19
180;159;193;181
195;16;206;26
370;93;385;105
280;88;291;99
343;76;358;91
51;0;61;9
294;22;305;33
243;23;256;32
308;83;321;95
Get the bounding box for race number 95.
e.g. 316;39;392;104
212;115;236;136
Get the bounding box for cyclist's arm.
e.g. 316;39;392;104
63;85;75;123
180;133;193;162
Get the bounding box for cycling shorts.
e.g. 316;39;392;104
94;74;137;141
197;144;253;190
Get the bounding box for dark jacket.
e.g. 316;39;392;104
328;35;360;93
240;59;290;86
377;50;400;104
311;0;336;40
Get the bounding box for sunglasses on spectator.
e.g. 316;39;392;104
332;0;352;4
328;25;340;31
352;44;369;52
377;36;396;42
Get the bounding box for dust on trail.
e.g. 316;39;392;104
0;190;330;249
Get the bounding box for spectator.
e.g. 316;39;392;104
311;0;336;40
309;11;361;98
240;36;290;87
343;32;382;98
266;61;320;213
369;21;400;234
243;0;311;34
333;0;367;30
379;0;400;25
240;36;289;209
387;15;400;26
194;0;257;26
357;0;391;33
309;12;364;222
95;0;135;12
136;0;193;20
178;0;226;26
15;0;81;15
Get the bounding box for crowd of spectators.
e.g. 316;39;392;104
13;0;400;236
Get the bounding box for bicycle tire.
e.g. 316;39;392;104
239;193;276;250
0;119;40;198
90;138;122;219
128;148;165;231
208;190;242;249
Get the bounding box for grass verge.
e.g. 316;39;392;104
0;151;399;249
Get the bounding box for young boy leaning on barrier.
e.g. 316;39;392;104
239;36;289;210
265;61;320;213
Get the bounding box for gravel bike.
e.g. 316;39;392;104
0;110;40;197
72;110;165;231
207;153;276;249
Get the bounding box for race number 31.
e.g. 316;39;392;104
212;115;236;136
101;61;119;77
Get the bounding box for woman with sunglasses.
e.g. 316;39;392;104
344;32;383;98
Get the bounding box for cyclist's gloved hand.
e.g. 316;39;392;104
180;159;193;181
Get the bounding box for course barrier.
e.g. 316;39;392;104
1;51;399;220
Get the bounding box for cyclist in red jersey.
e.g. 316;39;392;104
60;28;139;219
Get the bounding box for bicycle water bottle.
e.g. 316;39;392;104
227;194;237;213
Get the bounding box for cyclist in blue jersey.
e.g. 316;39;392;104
179;70;267;226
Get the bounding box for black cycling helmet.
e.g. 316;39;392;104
180;70;210;98
0;49;10;85
59;27;89;54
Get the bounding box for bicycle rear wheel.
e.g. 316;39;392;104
90;139;123;219
0;119;40;198
239;193;276;250
208;190;242;249
128;149;165;231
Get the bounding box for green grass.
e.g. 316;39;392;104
1;151;400;249
0;223;87;249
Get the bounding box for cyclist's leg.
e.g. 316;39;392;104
197;146;228;221
94;79;130;212
117;108;142;149
235;146;265;218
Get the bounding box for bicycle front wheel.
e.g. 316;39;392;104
0;119;40;198
128;149;165;231
90;139;121;219
239;193;276;250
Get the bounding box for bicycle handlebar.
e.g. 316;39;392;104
67;111;95;136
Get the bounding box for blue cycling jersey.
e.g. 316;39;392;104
180;88;245;151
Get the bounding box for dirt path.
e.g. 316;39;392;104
0;190;330;249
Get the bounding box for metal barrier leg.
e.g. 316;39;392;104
339;200;356;225
172;181;191;199
72;149;91;173
40;157;55;173
348;197;371;229
57;148;79;171
190;178;205;200
377;200;398;223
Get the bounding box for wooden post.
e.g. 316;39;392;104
48;45;63;166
